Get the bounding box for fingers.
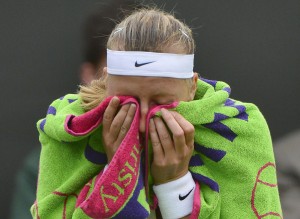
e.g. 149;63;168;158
103;97;136;139
161;108;186;153
149;119;165;163
169;111;194;148
115;103;136;144
154;116;174;152
103;97;120;131
109;104;131;140
150;110;194;185
102;97;136;163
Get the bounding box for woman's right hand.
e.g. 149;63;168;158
102;97;136;163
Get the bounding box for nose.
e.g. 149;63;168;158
139;102;149;134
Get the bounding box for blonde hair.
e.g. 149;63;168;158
79;8;195;111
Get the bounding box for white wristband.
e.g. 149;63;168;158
153;172;195;219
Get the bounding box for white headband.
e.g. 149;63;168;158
107;49;194;78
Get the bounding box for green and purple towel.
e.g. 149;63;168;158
31;78;282;218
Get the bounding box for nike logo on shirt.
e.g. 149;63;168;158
135;61;155;67
179;187;194;201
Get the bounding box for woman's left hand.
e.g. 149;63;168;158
149;108;194;185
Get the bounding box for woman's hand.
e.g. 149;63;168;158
149;108;194;185
102;97;136;163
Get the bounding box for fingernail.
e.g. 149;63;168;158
111;99;118;108
112;96;119;104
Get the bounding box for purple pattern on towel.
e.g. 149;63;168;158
114;161;149;218
189;155;204;167
204;122;237;142
47;106;56;115
225;98;235;106
234;112;249;121
222;87;231;94
40;119;46;132
59;96;64;100
234;105;246;114
194;143;226;162
68;99;77;104
84;144;107;165
224;99;249;121
201;78;217;87
191;172;219;192
204;113;237;142
214;113;229;122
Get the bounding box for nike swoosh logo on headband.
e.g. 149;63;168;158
135;61;156;67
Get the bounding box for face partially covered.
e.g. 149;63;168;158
105;69;198;134
95;9;198;187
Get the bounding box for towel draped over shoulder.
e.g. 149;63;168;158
31;79;282;218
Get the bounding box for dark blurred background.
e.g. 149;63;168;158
1;0;299;218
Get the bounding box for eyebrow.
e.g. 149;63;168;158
152;94;177;104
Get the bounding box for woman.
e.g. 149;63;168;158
32;8;282;219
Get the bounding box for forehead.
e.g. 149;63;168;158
107;75;188;96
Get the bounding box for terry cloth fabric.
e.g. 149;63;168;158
31;78;282;218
